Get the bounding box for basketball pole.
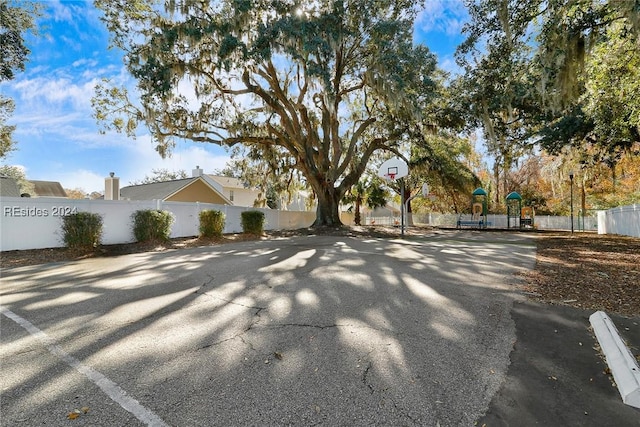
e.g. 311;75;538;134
400;178;405;237
377;157;409;236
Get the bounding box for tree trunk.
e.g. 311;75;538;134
493;162;501;206
312;187;343;227
611;163;617;193
581;180;586;223
404;185;413;226
354;197;362;226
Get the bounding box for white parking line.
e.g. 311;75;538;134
1;306;169;427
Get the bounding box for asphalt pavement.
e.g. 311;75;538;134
1;230;639;426
479;300;640;426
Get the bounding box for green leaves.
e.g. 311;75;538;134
0;0;42;158
0;0;42;81
91;79;142;139
456;0;640;209
583;22;640;152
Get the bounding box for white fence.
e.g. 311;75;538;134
349;211;602;231
409;213;598;231
597;204;640;238
0;197;318;251
1;197;637;251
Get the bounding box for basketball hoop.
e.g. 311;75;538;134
377;159;408;182
382;166;399;182
375;157;409;237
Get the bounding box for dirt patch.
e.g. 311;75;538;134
2;227;638;317
521;232;640;317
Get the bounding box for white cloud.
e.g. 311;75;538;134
27;65;50;75
107;134;232;188
81;63;120;80
13;161;105;195
12;76;99;110
54;169;106;195
11;110;136;152
12;111;82;128
20;135;232;194
439;55;463;77
72;58;99;68
48;0;91;29
49;0;74;23
60;35;83;51
416;0;468;36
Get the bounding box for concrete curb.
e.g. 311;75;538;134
590;310;640;408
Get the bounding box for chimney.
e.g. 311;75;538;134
192;165;203;177
105;172;120;200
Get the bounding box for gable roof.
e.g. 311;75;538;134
0;175;22;197
121;179;192;200
120;177;232;204
29;180;67;197
208;175;253;189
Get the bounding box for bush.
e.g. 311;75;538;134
61;212;103;250
131;209;173;242
199;209;225;238
241;210;265;235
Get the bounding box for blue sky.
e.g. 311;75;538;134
1;0;468;194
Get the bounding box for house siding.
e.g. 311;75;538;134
165;180;229;204
228;188;259;207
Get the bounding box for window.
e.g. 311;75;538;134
229;190;234;202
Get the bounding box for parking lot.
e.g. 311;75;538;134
0;232;606;425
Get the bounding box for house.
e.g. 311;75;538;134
111;166;313;210
0;175;22;197
209;174;321;210
0;176;67;198
30;180;68;198
114;167;232;205
208;175;261;207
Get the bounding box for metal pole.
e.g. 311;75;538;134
569;172;574;233
401;179;405;237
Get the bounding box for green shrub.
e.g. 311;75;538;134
131;209;173;242
199;209;225;238
241;210;265;235
61;212;103;250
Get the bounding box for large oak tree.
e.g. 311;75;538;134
93;0;438;226
0;0;41;159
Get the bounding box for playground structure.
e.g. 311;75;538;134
506;191;535;229
457;188;489;229
457;188;535;230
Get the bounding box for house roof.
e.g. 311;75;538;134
121;179;192;200
29;180;67;197
120;177;231;204
0;175;22;197
208;175;252;189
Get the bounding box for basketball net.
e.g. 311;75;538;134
384;173;396;181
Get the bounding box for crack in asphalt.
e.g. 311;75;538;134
258;322;341;330
196;305;264;352
193;275;216;294
357;355;421;424
362;361;375;394
195;288;266;312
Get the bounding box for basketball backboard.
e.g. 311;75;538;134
377;158;408;181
